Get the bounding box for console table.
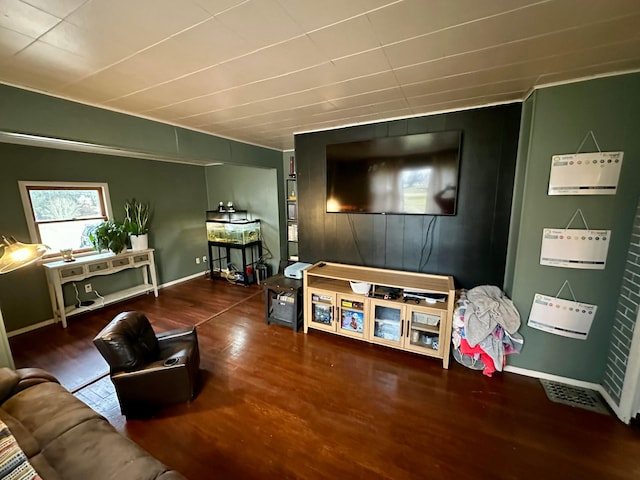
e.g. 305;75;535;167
43;249;158;328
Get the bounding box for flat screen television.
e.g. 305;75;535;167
326;131;462;215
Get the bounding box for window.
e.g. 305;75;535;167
19;181;113;255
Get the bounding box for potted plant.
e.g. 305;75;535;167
124;199;150;250
88;221;128;254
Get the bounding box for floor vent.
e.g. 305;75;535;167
540;379;610;415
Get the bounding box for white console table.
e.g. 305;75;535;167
43;249;158;328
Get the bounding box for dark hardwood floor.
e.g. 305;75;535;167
9;277;640;479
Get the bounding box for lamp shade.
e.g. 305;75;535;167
0;236;49;274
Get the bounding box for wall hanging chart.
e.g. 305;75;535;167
540;209;610;270
527;280;597;340
548;131;623;195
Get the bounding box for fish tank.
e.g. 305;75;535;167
206;210;260;244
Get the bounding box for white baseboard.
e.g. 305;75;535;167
504;365;625;423
8;271;208;338
159;270;208;289
8;319;55;337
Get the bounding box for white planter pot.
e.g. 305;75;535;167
130;233;148;251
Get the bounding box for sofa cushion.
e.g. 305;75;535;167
41;417;176;480
1;382;102;448
0;368;186;480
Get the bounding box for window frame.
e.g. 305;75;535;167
18;181;114;258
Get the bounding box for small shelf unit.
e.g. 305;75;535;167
286;176;298;261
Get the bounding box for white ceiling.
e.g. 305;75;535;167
1;0;639;152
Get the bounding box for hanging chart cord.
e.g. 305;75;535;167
555;280;577;302
576;130;601;153
564;208;590;230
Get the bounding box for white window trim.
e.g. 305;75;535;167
18;181;113;258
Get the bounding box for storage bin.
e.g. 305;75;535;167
271;292;296;323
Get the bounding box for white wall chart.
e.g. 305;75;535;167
540;209;610;270
527;281;597;340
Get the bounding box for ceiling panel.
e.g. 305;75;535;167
0;0;61;38
392;14;640;87
367;0;546;46
192;0;249;16
10;40;102;87
22;0;88;18
276;0;393;32
308;15;381;59
0;25;33;57
214;0;304;49
126;65;244;113
106;19;255;88
0;0;638;151
383;4;640;70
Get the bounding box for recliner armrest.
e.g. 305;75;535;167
156;326;196;342
112;356;188;382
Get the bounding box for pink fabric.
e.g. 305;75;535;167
460;339;496;377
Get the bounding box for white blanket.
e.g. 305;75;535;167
465;285;521;347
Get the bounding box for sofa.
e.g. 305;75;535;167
0;367;187;479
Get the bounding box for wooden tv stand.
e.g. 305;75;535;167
303;262;455;368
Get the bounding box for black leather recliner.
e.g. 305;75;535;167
93;311;200;417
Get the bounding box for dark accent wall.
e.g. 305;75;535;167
294;104;522;289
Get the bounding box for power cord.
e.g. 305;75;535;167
72;282;81;306
258;234;274;263
93;289;105;308
347;214;365;265
419;216;437;271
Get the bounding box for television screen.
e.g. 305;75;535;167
326;131;462;215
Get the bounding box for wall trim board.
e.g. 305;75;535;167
0;130;224;167
523;67;640;102
159;271;208;289
503;94;537;295
7;319;55;337
504;365;625;422
0;81;282;154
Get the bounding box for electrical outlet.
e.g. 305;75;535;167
84;283;92;293
195;257;201;264
202;256;207;263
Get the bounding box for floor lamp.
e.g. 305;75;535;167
0;236;49;369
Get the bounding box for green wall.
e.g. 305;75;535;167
506;73;640;382
0;142;208;331
0;84;285;332
205;164;282;274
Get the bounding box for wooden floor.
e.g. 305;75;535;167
9;276;640;479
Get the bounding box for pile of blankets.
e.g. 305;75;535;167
451;286;524;377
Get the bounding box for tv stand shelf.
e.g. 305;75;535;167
303;262;455;368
